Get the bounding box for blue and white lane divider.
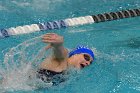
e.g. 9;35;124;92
0;8;140;39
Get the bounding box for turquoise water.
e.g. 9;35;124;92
0;0;140;93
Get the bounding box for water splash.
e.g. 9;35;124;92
0;34;82;92
0;35;52;92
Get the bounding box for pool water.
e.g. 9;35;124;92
0;0;140;93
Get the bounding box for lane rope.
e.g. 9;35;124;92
0;8;140;39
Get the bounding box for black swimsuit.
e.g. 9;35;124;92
37;69;66;85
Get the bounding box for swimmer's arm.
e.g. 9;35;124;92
42;33;68;61
52;44;68;61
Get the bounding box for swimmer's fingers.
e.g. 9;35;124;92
43;39;63;45
42;34;57;40
42;37;55;41
43;39;63;48
42;33;63;46
43;33;57;38
42;39;57;43
43;35;63;42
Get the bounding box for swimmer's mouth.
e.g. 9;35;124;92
80;64;85;68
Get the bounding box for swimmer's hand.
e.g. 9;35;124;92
42;33;67;61
42;33;64;48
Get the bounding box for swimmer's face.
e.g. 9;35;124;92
69;53;93;69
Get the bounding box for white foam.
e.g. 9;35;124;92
0;36;51;91
0;5;7;11
0;32;3;37
11;1;30;7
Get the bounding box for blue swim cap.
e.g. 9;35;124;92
68;46;94;60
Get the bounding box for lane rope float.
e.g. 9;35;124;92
0;8;140;39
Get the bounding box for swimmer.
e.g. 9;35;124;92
37;33;94;85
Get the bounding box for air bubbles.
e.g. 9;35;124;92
119;6;123;9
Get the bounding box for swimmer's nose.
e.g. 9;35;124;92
85;61;90;66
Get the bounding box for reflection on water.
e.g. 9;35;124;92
111;37;140;48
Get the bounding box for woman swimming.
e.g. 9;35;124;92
37;33;94;85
